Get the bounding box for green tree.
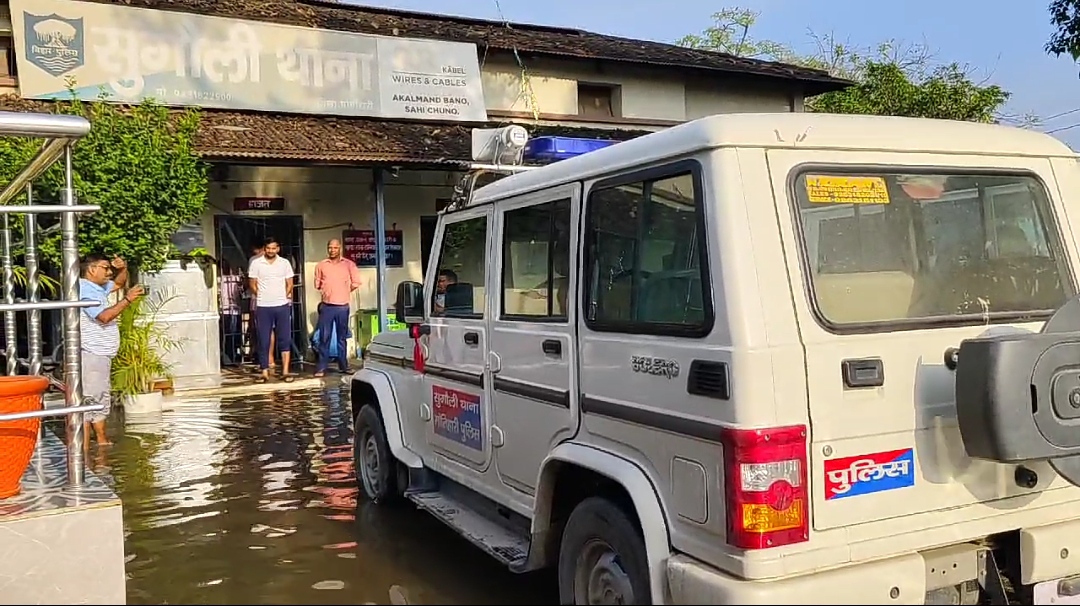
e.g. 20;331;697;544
680;7;1021;125
0;95;208;273
813;62;1009;123
1047;0;1080;60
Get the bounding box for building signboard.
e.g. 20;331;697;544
12;0;489;121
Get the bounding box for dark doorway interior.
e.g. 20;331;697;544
214;214;307;369
420;215;438;277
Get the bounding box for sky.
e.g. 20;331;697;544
352;0;1080;149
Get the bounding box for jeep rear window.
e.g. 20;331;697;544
792;170;1073;329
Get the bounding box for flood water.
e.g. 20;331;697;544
81;385;557;605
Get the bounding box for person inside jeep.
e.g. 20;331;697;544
432;269;457;316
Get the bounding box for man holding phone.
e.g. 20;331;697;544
79;253;140;447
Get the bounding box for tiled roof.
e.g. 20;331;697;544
80;0;851;95
0;95;653;164
193;111;652;164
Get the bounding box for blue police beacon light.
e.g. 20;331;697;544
521;136;616;163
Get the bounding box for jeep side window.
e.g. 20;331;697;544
583;167;711;335
794;170;1072;328
431;216;487;318
501;199;572;320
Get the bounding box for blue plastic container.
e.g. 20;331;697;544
522;136;616;163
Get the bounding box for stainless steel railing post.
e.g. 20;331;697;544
2;212;17;376
60;146;85;486
24;184;41;378
26;184;42;450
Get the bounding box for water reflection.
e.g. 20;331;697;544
88;386;556;605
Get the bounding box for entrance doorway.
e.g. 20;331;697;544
214;215;307;369
420;215;438;277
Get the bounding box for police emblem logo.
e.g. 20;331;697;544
23;12;85;77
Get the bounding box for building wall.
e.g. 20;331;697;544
199;58;806;341
3;0;807;120
201;165;454;335
480;54;799;124
3;53;800;126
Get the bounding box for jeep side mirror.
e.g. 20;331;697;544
394;281;424;324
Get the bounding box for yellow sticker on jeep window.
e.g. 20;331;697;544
805;175;890;205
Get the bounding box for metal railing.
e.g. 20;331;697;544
0;373;103;421
0;110;101;487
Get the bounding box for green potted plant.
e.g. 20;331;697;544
111;287;184;415
11;266;61;295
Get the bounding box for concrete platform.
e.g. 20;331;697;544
0;430;126;605
174;366;354;397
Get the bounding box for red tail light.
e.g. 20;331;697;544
720;424;809;549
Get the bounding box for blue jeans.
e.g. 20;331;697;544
255;304;292;370
316;303;350;373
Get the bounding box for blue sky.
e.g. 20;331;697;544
354;0;1080;149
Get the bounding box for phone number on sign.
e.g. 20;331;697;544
432;385;483;451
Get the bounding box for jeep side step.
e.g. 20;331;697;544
407;488;530;569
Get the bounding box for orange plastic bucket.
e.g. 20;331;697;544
0;376;50;499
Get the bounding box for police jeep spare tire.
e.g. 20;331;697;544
354;404;400;503
955;294;1080;487
558;496;651;605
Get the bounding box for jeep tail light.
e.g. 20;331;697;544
720;424;809;549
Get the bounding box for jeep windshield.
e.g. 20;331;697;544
792;170;1074;329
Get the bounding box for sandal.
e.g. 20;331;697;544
255;375;269;384
313;372;325;378
282;375;295;383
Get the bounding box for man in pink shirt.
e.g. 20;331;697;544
313;238;360;376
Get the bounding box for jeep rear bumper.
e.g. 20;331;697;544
666;552;927;605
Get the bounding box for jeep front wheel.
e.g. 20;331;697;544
353;404;399;504
558;496;651;605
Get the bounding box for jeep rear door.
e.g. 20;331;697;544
766;148;1080;531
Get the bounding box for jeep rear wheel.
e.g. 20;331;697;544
558;497;651;605
354;404;399;504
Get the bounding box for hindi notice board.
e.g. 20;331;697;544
343;229;403;268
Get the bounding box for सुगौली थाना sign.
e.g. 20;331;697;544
11;0;489;122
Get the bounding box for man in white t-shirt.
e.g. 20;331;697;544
248;237;296;383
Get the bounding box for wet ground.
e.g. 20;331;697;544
79;386;557;605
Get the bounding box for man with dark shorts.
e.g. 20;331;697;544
248;237;295;383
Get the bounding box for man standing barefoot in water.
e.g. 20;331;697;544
249;237;296;384
79;253;140;446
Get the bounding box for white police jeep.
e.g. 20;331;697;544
351;112;1080;604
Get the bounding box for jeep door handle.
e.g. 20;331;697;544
542;339;561;356
463;332;479;346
